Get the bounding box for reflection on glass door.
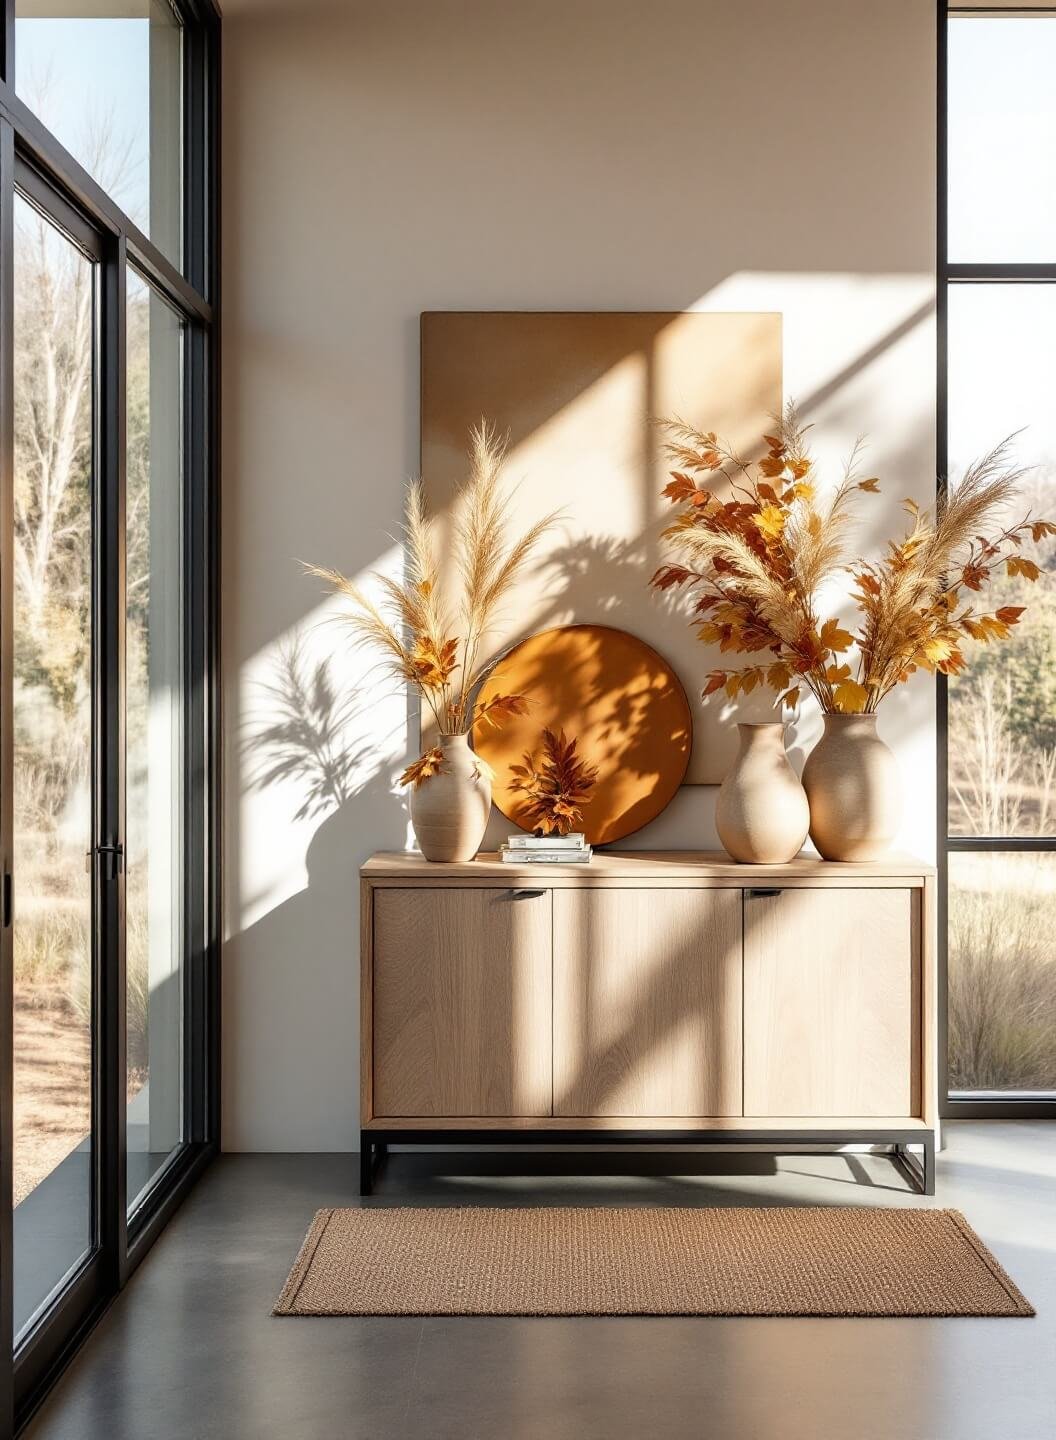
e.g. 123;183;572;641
125;270;185;1213
11;195;95;1339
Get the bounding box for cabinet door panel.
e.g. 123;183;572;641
553;889;742;1117
743;888;918;1117
374;888;552;1117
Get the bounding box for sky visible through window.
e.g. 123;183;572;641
948;17;1056;264
947;286;1056;477
16;18;152;231
947;18;1056;474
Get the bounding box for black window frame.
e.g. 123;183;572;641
938;2;1056;1120
0;2;221;1430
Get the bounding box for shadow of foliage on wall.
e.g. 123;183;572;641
241;635;375;821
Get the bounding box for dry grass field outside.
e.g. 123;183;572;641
14;862;149;1208
14;989;90;1207
948;851;1056;1092
947;685;1056;1091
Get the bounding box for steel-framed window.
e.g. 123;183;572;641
938;3;1056;1119
0;3;221;1430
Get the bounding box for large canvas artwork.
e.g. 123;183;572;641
421;311;783;784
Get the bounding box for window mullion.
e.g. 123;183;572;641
96;229;130;1289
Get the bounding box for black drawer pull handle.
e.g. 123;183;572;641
745;887;781;899
510;888;546;899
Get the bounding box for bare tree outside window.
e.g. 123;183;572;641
11;106;157;1220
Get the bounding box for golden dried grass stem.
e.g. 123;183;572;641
305;423;559;739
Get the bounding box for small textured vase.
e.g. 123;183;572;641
716;722;810;864
802;713;901;861
409;733;492;862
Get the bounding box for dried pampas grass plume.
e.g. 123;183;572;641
305;422;561;765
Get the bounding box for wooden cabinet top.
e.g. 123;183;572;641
361;850;935;882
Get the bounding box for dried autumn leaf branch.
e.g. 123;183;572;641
508;728;600;836
652;406;1053;714
306;423;560;783
398;746;445;790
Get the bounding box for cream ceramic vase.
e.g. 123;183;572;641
409;733;492;863
801;713;901;861
716;722;810;864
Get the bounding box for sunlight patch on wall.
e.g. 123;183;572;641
235;561;411;934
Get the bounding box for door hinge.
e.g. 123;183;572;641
2;872;11;928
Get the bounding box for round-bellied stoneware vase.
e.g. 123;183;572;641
716;722;810;864
801;713;901;861
409;733;492;862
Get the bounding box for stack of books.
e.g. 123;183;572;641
499;833;592;864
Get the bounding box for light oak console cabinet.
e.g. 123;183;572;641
360;852;937;1194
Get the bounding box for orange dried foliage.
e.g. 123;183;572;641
651;407;1052;714
508;728;600;836
398;747;446;790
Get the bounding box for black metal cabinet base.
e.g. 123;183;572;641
360;1139;388;1195
358;1128;936;1198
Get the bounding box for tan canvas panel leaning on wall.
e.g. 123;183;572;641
420;311;783;784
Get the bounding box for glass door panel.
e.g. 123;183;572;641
11;194;96;1339
125;270;185;1213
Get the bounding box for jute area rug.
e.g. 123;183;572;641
274;1206;1033;1318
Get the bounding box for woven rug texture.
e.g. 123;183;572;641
274;1206;1034;1318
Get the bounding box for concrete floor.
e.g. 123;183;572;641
24;1122;1056;1440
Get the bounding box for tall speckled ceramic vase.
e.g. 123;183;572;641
801;713;901;861
716;722;810;864
409;733;492;862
